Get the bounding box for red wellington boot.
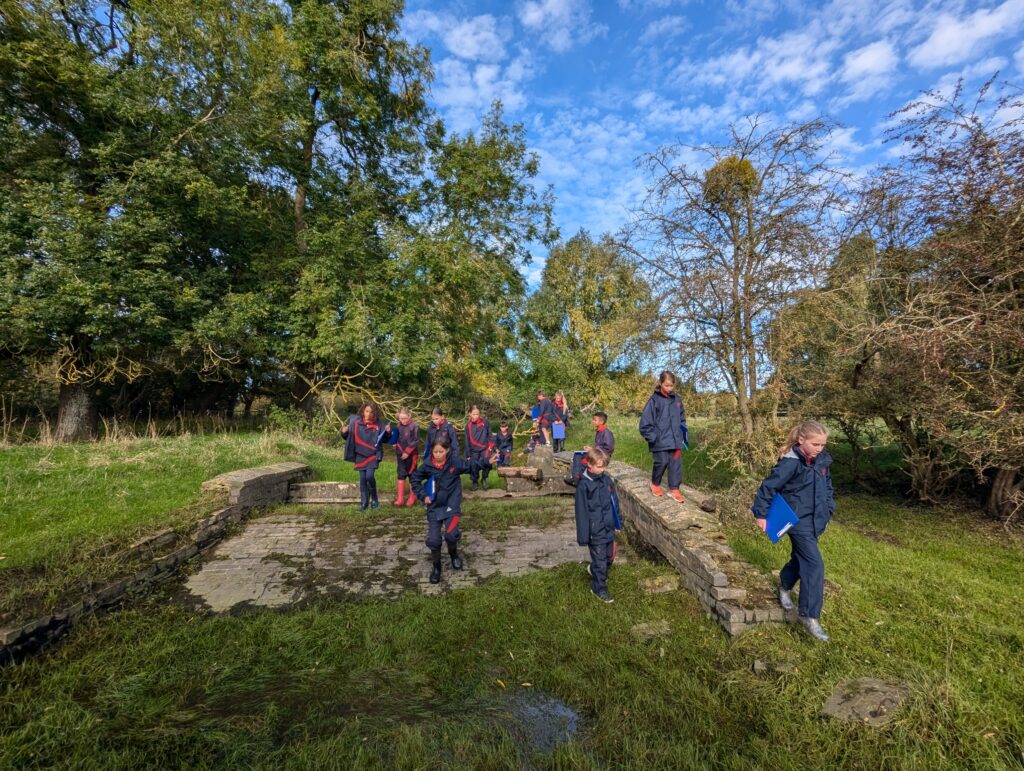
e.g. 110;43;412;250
394;480;405;506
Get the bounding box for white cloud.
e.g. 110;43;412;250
517;0;608;53
837;39;899;104
1015;41;1024;73
432;52;535;131
403;11;510;62
618;0;683;9
907;0;1024;70
639;14;689;45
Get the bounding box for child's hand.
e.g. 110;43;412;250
401;452;409;460
424;497;432;505
489;453;500;464
583;445;591;452
755;518;767;533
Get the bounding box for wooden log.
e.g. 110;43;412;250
496;466;544;481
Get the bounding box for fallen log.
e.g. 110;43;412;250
496;466;544;481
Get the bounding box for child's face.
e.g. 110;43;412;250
500;426;509;435
469;408;480;421
590;459;608;474
800;433;828;458
536;393;545;402
431;444;449;463
362;406;374;422
399;415;411;425
432;415;444;427
660;379;675;395
592;416;604;429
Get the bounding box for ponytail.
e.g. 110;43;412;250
779;420;829;458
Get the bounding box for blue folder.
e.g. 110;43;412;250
427;474;437;502
531;405;540;419
552;422;566;440
610;486;622;530
766;493;800;543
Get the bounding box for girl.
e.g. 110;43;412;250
638;371;688;503
464;404;494;490
393;407;420;506
410;435;499;584
752;420;835;642
341;403;391;511
493;421;514;466
426;406;460;458
552;390;570;453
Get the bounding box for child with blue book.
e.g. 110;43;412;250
752;420;835;642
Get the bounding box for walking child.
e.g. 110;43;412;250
425;406;460;458
464;405;495;490
410;435;499;584
552;390;570;453
639;371;688;503
752;420;835;642
493;421;514;466
341;403;392;511
393;407;420;506
574;447;617;603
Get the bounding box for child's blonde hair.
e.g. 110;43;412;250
779;420;829;458
586;447;609;467
398;406;411;418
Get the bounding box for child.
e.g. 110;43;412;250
639;371;688;503
535;390;556;446
526;418;540;453
393;407;420;506
752;420;835;642
567;411;617;486
341;402;391;511
493;421;513;466
574;447;617;603
425;406;460;458
464;404;495;490
552;390;570;453
410;435;499;584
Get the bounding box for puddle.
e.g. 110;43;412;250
490;690;583;755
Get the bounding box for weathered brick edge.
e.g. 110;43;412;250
553;452;785;636
0;463;312;666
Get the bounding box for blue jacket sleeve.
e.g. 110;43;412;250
410;461;428;500
574;485;591;545
827;469;836;514
639;397;657;444
751;459;798;519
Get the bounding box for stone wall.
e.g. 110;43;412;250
1;463;312;666
554;452;785;636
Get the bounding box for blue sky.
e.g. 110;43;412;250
402;0;1024;283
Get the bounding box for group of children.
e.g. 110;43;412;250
340;375;838;640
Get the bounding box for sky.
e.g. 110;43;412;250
402;0;1024;283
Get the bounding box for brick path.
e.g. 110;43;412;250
179;512;617;612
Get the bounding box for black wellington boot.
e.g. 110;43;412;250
429;549;443;584
448;544;464;570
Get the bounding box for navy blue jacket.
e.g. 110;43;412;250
552;399;570;427
639;389;687;452
410;454;486;522
425;420;460;457
594;425;615;458
343;417;386;470
751;447;835;535
394;421;420;463
536;398;556;429
493;430;513;456
575;470;617;545
465;418;494;458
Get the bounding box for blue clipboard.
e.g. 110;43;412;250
552;422;566;440
766;493;800;543
531;405;540;419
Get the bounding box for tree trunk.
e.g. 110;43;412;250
987;467;1023;520
55;381;98;442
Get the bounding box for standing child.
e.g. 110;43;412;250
574;447;617;603
639;371;688;503
393;407;420;506
551;390;570;453
341;403;391;511
464;405;495;490
566;411;616;486
410;435;499;584
752;420;835;642
535;390;556;446
425;406;460;458
493;421;514;466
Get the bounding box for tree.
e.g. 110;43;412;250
523;231;659;408
624;118;851;467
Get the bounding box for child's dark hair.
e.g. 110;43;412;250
359;402;381;423
499;421;509;429
536;389;546;398
586;447;609;467
432;405;445;418
432;434;452;452
594;411;607;423
658;370;676;385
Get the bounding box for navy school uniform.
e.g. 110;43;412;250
552;399;570;451
751;446;835;619
536;398;556;444
394;421;420;480
410;454;489;550
343;416;386;505
464;417;495;483
639;388;687;490
575;469;618;595
493;430;513;465
425;419;460;458
594;424;615;459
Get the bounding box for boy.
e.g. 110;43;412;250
566;411;616;486
493;421;514;466
574;447;617;603
426;406;460;459
535;390;556;445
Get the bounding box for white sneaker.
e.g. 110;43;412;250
778;586;795;611
799;616;830;642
